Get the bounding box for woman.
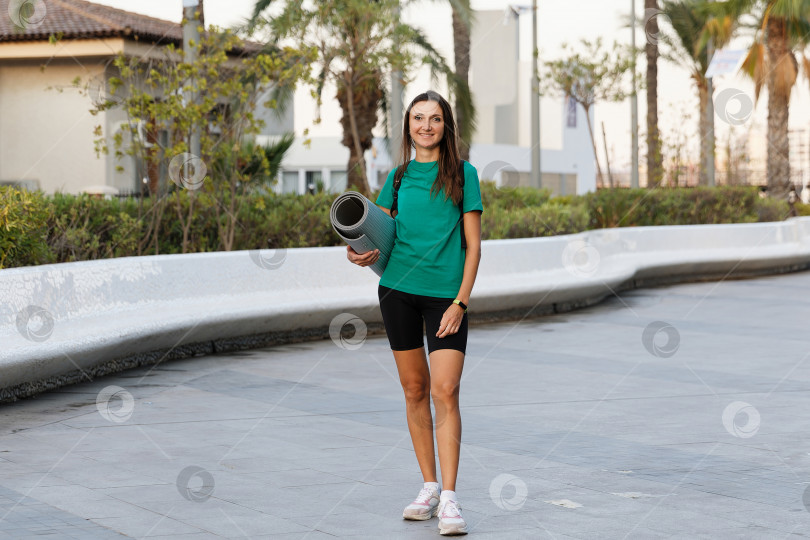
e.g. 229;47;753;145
347;90;483;536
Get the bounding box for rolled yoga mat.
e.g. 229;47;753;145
330;191;396;277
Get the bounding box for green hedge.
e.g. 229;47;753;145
0;187;52;267
0;185;793;269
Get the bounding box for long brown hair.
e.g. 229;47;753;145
395;90;463;206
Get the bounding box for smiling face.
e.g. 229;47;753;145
408;100;445;154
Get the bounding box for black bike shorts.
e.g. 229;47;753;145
378;284;467;355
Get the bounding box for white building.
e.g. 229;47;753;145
277;9;596;197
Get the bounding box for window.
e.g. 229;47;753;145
305;171;323;194
282;171;298;193
330;171;348;193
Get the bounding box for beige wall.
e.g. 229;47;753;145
0;60;108;193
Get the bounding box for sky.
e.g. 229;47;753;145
90;0;810;175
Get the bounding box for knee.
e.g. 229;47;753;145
431;380;460;404
402;380;430;403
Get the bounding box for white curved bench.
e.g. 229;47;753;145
2;217;809;401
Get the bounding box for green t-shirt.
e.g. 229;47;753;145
375;160;484;297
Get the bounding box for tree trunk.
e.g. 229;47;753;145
337;69;382;196
601;121;613;188
696;75;710;186
146;113;160;194
344;71;368;194
452;4;471;161
765;17;792;199
583;104;605;188
645;0;662;188
725;133;733;185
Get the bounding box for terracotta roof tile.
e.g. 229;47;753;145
1;0;263;54
1;0;183;44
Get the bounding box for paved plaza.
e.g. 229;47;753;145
2;271;810;539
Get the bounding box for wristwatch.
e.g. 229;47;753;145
453;299;468;312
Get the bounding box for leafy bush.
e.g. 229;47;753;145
480;180;551;211
0;185;798;268
585;186;786;228
483;200;589;239
47;193;142;262
232;190;335;250
794;202;810;217
0;187;52;268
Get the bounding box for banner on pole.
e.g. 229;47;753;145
705;49;746;78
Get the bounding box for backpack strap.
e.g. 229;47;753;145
390;162;409;218
457;160;467;250
391;159;467;250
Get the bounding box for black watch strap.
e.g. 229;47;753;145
453;299;468;312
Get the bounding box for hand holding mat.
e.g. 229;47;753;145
330;191;396;277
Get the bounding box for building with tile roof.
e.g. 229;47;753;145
0;0;289;194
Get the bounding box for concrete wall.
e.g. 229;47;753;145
0;60;107;193
2;217;809;402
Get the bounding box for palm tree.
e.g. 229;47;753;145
646;0;664;187
447;0;476;161
660;0;716;185
704;0;810;198
249;0;470;196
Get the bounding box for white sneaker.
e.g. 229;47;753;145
438;498;468;535
402;486;440;520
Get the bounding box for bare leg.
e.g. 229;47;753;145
429;348;464;492
393;347;436;483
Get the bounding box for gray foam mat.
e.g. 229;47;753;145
330;191;396;277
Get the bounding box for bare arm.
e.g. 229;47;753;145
436;210;482;337
455;211;482;304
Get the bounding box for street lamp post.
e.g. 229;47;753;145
183;0;202;166
510;3;542;189
531;0;541;190
630;0;639;188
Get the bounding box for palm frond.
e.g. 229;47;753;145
786;16;810;48
740;40;766;101
767;0;810;21
376;82;394;160
803;52;810;85
250;0;277;24
661;0;710;73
